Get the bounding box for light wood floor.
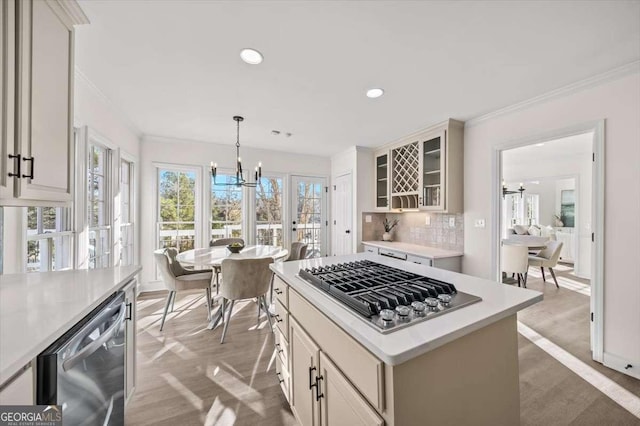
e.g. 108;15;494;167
516;265;640;425
127;268;640;426
126;291;296;426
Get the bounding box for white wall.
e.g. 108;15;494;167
139;136;331;291
331;146;374;255
464;71;640;375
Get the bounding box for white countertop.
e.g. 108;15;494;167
362;241;464;259
271;253;541;365
0;266;141;384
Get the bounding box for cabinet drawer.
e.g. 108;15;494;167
289;289;384;411
274;298;289;341
378;248;407;261
363;245;378;254
275;354;290;403
275;326;289;368
273;275;289;308
406;254;432;266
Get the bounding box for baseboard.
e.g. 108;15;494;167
139;280;165;293
603;352;640;380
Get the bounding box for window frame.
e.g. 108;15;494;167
25;206;74;272
254;173;285;247
87;141;114;269
119;156;136;266
209;169;246;243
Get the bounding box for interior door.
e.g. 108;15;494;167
291;176;327;258
319;352;383;426
332;173;352;256
290;318;320;426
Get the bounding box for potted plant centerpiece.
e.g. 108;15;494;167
382;218;399;241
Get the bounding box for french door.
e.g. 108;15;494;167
291;176;328;258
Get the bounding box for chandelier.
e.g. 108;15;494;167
210;116;262;187
502;180;525;199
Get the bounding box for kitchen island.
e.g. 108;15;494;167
270;253;541;426
0;266;141;403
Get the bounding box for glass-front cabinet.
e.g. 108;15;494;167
374;152;389;210
419;132;446;210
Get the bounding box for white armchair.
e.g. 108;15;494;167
528;241;564;288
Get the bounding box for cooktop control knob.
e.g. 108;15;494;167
379;309;396;321
395;305;411;317
438;294;452;306
425;297;439;309
411;301;426;315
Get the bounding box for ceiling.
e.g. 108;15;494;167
75;1;640;156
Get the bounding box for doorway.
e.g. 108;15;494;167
290;176;328;258
494;122;604;362
332;173;353;256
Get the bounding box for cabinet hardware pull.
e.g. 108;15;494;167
275;343;283;354
308;366;316;389
314;375;324;401
125;302;133;321
274;288;283;295
276;372;284;384
275;315;283;323
8;154;21;177
22;156;34;179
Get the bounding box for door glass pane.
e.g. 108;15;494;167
293;178;325;258
256;176;283;246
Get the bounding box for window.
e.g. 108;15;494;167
256;176;283;246
211;174;243;242
88;143;112;269
505;193;539;228
120;159;134;265
26;207;73;272
158;168;197;252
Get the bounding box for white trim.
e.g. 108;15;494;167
492;120;605;363
52;0;89;25
518;322;640;419
466;61;640;128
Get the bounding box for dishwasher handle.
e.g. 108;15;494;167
378;250;407;261
62;302;126;372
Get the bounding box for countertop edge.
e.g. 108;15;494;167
362;241;464;259
0;267;141;385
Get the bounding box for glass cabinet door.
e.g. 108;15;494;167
420;133;446;210
375;153;388;208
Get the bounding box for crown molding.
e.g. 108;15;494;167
54;0;90;25
465;60;640;128
74;67;142;138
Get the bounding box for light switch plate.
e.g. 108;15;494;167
449;216;456;227
475;219;486;228
365;215;372;223
425;215;431;225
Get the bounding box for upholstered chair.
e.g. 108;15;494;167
154;249;213;331
208;238;246;293
528;241;564;288
502;244;529;288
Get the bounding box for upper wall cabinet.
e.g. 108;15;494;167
0;0;88;207
373;119;464;213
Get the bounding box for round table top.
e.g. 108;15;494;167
176;245;289;267
502;237;547;251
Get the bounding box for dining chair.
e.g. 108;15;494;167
528;241;564;288
212;257;274;343
154;249;213;331
501;244;529;288
286;242;308;261
209;238;246;294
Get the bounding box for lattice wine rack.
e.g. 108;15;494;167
391;142;420;209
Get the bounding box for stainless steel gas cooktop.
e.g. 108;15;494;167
298;260;482;333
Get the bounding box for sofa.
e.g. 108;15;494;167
507;224;557;240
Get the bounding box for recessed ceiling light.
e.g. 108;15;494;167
240;48;263;65
366;88;384;99
535;143;545;147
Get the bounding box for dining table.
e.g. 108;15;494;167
176;245;289;330
502;235;548;251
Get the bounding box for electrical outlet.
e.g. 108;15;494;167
475;219;486;228
449;216;456;227
365;215;372;223
425;215;431;226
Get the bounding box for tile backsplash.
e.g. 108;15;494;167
362;211;464;251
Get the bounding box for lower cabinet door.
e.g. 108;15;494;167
319;352;384;426
290;318;320;426
123;280;137;402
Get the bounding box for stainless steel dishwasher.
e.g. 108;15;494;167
37;291;127;425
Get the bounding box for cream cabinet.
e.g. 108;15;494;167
290;317;321;426
373;119;464;213
0;365;34;405
123;279;137;403
0;0;16;200
0;0;87;207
